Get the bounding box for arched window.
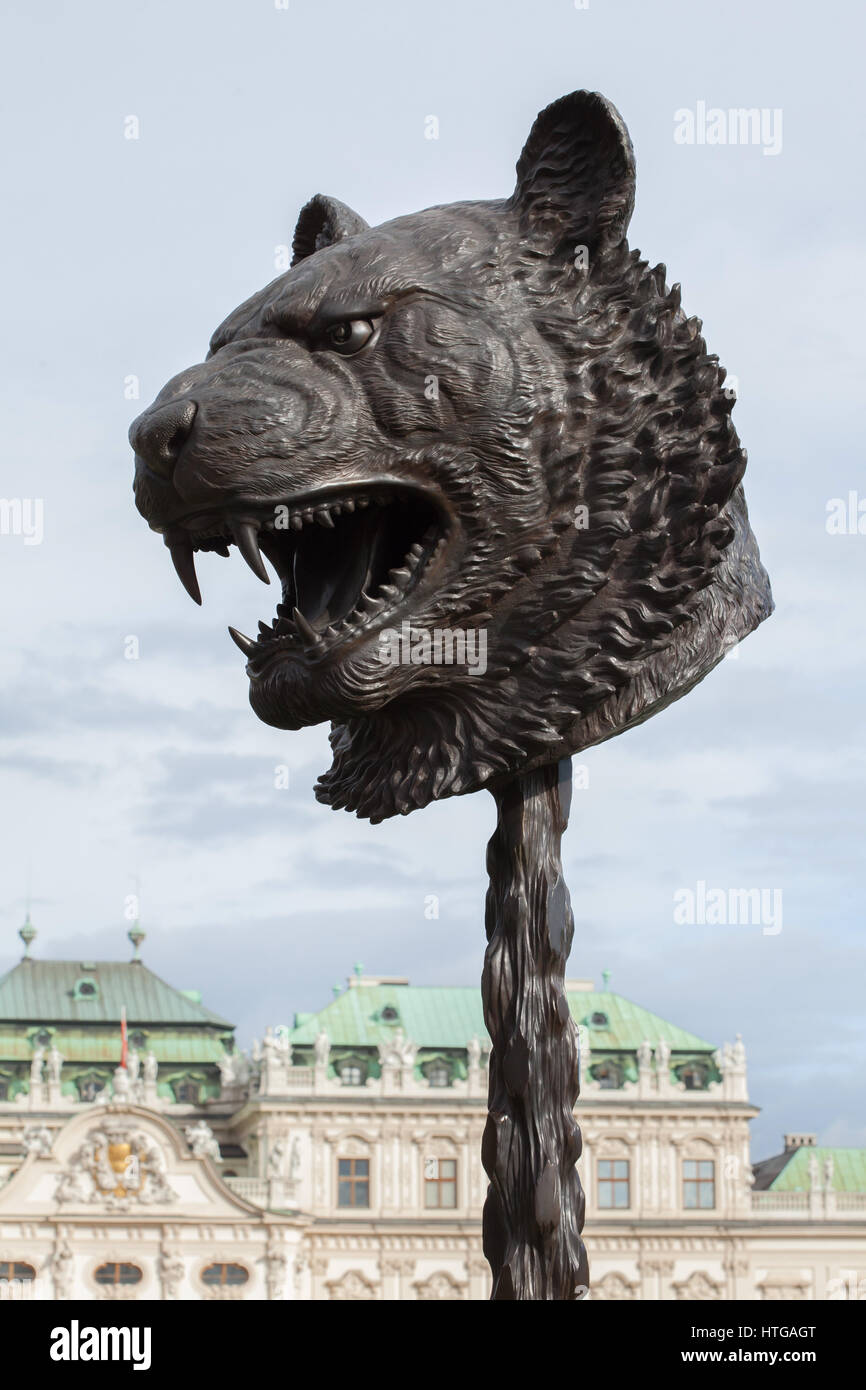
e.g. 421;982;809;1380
201;1263;249;1287
680;1063;708;1091
76;1074;106;1103
426;1063;451;1088
592;1061;622;1090
0;1262;35;1282
380;1005;399;1023
129;1030;147;1050
172;1078;200;1104
94;1263;142;1286
338;1063;365;1087
34;1029;52;1048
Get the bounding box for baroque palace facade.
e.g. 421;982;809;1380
0;922;864;1301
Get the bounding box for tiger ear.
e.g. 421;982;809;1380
291;195;369;265
509;91;636;258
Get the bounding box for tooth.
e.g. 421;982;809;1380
290;514;303;531
317;509;335;529
380;585;400;600
228;626;256;656
323;624;340;641
409;543;425;558
276;602;293;617
302;509;314;524
168;537;202;606
343;499;355;513
293;606;321;646
235;522;270;584
331;503;343;517
360;591;383;614
389;567;412;586
258;620;273;638
356;497;369;509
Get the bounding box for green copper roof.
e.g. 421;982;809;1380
769;1148;866;1193
0;960;231;1029
290;985;715;1053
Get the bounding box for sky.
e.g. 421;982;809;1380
0;0;864;1158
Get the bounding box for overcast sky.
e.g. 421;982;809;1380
0;0;863;1158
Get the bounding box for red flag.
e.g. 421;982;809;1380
120;1006;128;1069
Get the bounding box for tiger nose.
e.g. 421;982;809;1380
129;399;198;479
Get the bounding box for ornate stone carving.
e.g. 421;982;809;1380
55;1119;177;1210
185;1120;221;1162
265;1236;288;1300
673;1270;724;1300
22;1123;52;1155
414;1270;466;1300
158;1247;185;1300
591;1271;639;1301
326;1269;378;1301
51;1238;74;1300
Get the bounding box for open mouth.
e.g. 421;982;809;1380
164;486;446;671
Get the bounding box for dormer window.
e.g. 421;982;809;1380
338;1063;365;1087
680;1063;708;1091
589;1011;609;1028
73;977;99;1001
380;1006;399;1023
592;1061;622;1090
426;1063;450;1088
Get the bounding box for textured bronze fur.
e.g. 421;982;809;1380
132;90;772;826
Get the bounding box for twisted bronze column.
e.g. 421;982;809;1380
481;757;589;1300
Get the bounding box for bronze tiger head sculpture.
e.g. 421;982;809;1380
131;91;772;822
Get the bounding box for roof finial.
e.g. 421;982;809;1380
601;969;612;991
128;924;146;961
19;914;36;960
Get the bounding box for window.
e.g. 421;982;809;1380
34;1029;52;1047
74;979;98;999
683;1159;715;1209
173;1080;200;1104
380;1006;399;1022
680;1063;708;1091
337;1157;369;1208
201;1263;249;1286
590;1011;609;1028
94;1263;142;1286
0;1262;35;1282
0;1081;8;1101
339;1064;365;1087
592;1061;622;1090
426;1063;450;1088
130;1030;147;1050
597;1159;630;1209
76;1075;105;1103
424;1157;457;1209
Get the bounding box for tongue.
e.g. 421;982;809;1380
293;511;388;630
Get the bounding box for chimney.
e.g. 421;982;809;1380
783;1132;817;1151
